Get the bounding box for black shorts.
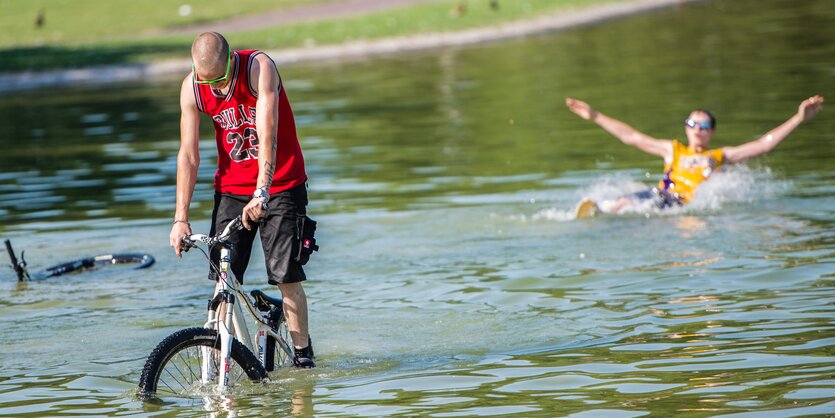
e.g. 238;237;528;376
208;184;308;285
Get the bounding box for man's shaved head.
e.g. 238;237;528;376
191;32;229;80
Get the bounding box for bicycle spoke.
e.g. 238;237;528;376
184;346;198;383
161;368;187;393
160;349;196;394
158;346;213;395
171;350;197;382
275;321;295;368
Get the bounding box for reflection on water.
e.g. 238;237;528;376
2;1;835;228
1;0;834;416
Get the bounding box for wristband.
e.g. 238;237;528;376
173;219;190;226
252;188;270;210
252;187;270;200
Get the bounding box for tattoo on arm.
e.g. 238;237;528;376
262;161;275;187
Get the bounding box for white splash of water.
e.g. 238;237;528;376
532;165;791;221
530;207;576;222
688;164;790;210
533;173;652;221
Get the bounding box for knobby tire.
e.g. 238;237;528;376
37;253;154;279
138;327;266;398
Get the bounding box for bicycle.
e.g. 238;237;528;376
137;216;296;398
4;238;154;281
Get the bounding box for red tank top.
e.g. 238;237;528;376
193;50;307;195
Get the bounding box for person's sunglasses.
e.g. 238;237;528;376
684;119;712;130
192;50;232;85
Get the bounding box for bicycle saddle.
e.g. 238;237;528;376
250;289;284;312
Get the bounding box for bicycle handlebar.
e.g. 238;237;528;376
181;216;243;250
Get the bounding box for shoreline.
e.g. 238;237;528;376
0;0;701;93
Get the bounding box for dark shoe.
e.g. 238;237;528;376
307;336;314;358
294;355;315;368
293;337;315;368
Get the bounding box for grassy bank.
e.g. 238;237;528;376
229;0;621;51
0;0;327;47
1;0;620;72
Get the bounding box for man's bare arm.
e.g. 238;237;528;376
241;54;280;229
169;75;201;256
566;98;672;162
253;55;279;189
723;95;824;163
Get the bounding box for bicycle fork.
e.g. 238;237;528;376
202;247;236;390
218;291;235;389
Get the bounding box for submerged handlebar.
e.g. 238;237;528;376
4;239;28;281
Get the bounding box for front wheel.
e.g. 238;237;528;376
138;327;267;398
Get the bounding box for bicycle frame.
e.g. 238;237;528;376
185;218;294;390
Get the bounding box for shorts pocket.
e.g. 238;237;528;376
294;215;319;265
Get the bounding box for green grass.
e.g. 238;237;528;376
230;0;620;50
0;0;330;47
0;0;621;72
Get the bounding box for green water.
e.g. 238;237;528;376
1;0;834;416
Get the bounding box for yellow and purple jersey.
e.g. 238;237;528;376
659;140;724;203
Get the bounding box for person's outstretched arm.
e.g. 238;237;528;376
723;95;824;163
566;98;672;161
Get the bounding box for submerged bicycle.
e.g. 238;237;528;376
4;239;154;281
138;216;296;398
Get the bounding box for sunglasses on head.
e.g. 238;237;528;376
684;119;712;130
193;50;232;85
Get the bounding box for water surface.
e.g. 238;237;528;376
1;0;834;416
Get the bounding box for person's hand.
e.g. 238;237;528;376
798;95;824;122
241;198;266;230
169;221;192;258
565;97;598;121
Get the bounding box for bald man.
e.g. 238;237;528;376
169;32;315;368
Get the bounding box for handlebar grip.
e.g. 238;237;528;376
181;237;195;252
228;216;243;232
216;216;244;241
